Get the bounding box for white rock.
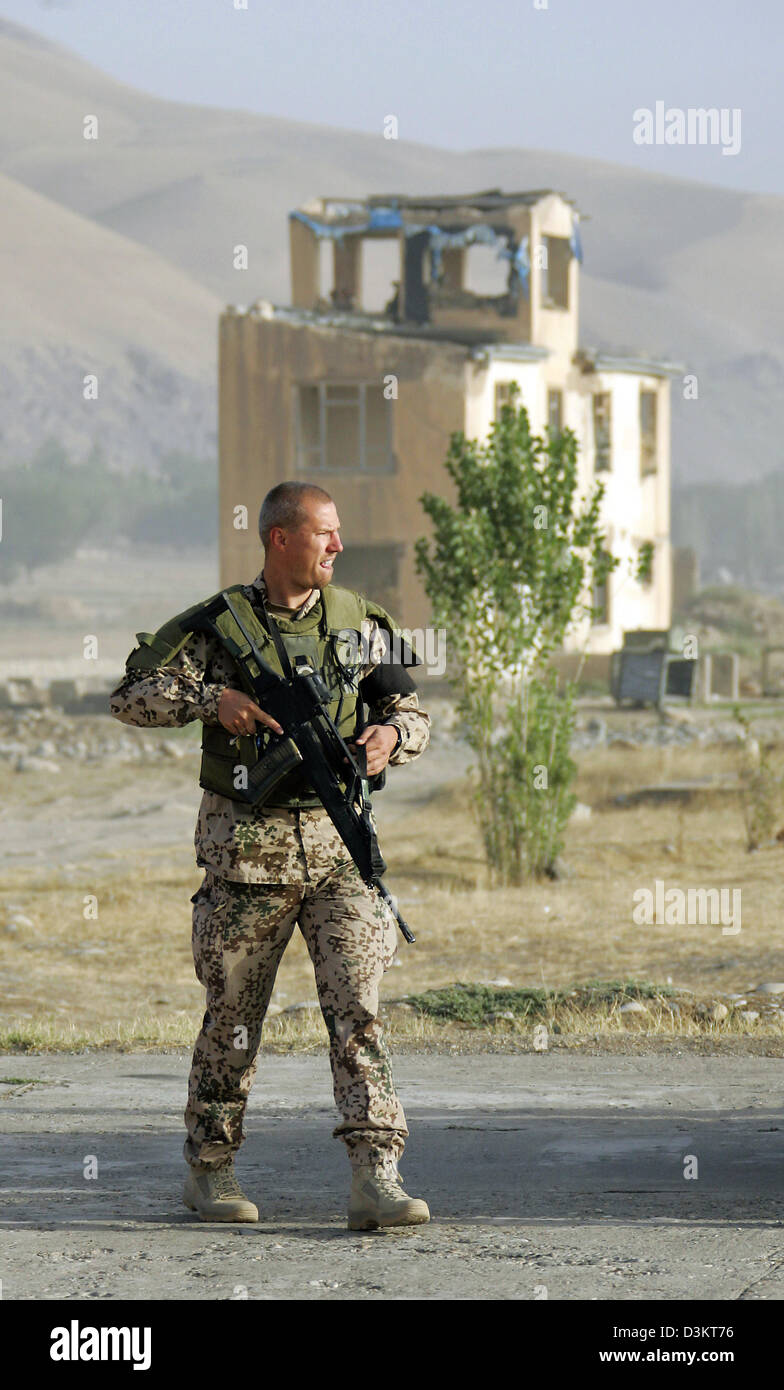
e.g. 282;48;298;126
480;976;513;987
15;756;61;774
6;914;34;931
697;1001;729;1022
619;1000;648;1014
755;983;784;995
663;706;695;725
739;1010;760;1023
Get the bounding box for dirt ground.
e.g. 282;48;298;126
2;711;784;1048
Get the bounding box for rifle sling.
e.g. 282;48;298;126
253;590;296;679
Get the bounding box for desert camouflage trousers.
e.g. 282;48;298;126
183;862;409;1171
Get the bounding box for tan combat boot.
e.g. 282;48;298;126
183;1160;259;1223
347;1159;430;1231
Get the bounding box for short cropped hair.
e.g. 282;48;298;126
258;482;334;549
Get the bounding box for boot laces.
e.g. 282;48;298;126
370;1171;405;1199
377;1177;404;1198
210;1164;243;1198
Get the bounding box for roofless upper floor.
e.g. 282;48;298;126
288;188;585;355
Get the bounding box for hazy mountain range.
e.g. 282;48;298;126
1;15;781;504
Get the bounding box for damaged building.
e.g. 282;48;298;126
218;189;678;653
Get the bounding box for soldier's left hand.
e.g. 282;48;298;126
349;724;399;776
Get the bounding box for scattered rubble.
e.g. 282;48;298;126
572;714;751;751
0;689;781;768
0;708;199;769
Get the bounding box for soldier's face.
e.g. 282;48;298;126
285;500;343;589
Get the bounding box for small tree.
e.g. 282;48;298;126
733;705;782;851
415;386;618;884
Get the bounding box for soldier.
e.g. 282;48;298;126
109;482;431;1230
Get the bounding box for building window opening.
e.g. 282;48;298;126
464;244;510;297
591;572;610;626
547;388;563;434
541;235;570;309
336;543;402;616
593;392;612;473
361;238;402;314
294;382;394;474
494;380;517;419
640;389;658;476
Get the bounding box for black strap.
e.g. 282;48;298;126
254;589;295;679
255;585;349;729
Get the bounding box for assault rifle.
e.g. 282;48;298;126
185;591;415;944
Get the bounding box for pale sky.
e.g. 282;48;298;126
2;0;781;194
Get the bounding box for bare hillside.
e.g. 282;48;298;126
0;169;219;467
1;17;782;488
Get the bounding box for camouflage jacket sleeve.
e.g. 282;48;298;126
358;617;430;765
109;612;430;756
109;631;228;728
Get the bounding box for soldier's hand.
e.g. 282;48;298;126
349;724;399;776
218;688;283;737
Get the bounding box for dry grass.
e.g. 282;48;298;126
2;737;784;1052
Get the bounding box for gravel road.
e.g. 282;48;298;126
1;1051;783;1301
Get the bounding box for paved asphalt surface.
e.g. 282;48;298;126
1;1051;783;1301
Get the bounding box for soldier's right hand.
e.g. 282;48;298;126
218;688;283;737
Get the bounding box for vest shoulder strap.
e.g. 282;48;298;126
320;584;367;634
126;584;258;671
211;590;269;664
320;584;421;664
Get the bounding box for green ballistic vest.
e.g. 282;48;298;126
125;583;399;808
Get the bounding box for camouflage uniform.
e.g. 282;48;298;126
110;572;429;1171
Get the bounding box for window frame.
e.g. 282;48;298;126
639;388;658;477
494;380;516;420
293;380;395;475
591;570;611;627
540;235;571;310
547;387;564;434
593;391;612;473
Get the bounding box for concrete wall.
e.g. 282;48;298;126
529;193;580;359
218;311;467;630
287;194;580;351
464;355;671;654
